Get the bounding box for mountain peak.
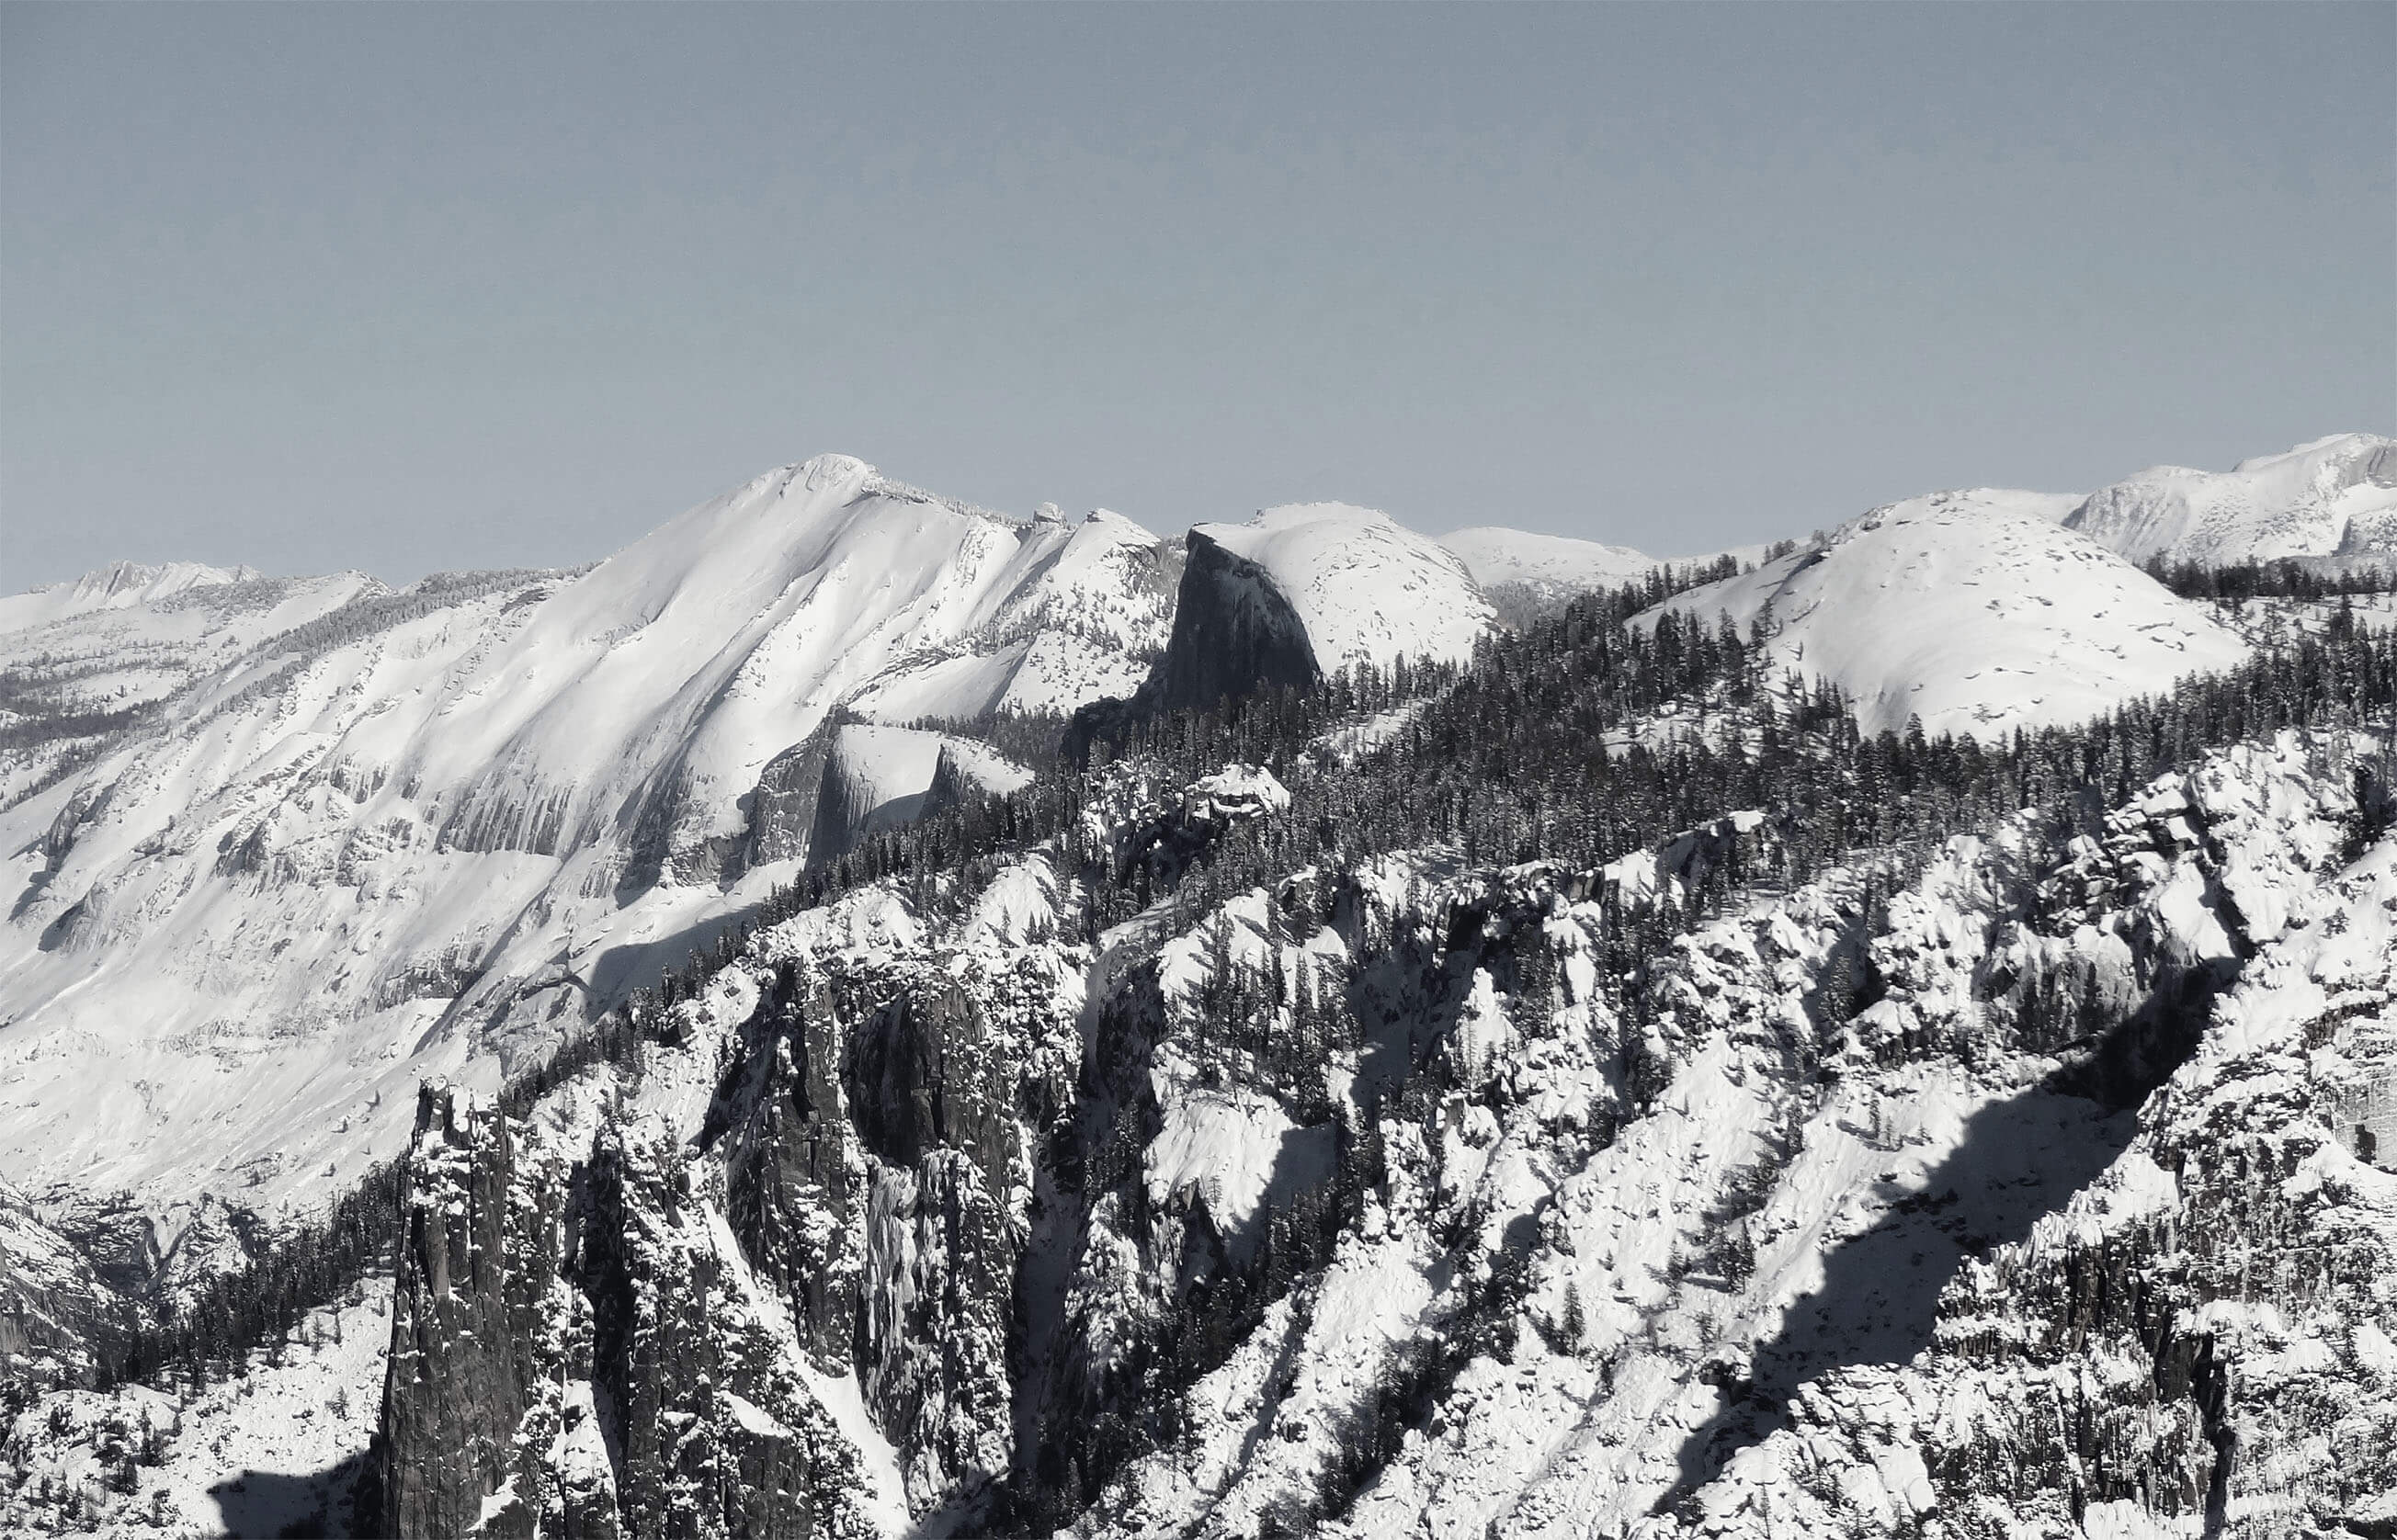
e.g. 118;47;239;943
2232;430;2394;474
2068;431;2397;566
1651;491;2248;738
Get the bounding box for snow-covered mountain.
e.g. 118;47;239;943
4;435;2393;1540
2064;432;2397;569
1198;502;1493;676
0;455;1173;1245
1438;527;1657;624
0;561;267;631
1645;489;2252;738
1147;503;1493;712
0;566;386;806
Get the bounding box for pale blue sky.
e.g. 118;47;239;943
3;2;2390;588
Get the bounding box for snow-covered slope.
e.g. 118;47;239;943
2065;432;2397;568
0;456;1168;1242
845;505;1175;721
1646;490;2251;738
1440;527;1655;597
1198;504;1494;677
0;561;266;633
2;1278;387;1537
0;567;384;806
806;723;1033;866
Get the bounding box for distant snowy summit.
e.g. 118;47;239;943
1648;489;2250;739
1193;503;1493;674
1148;503;1493;711
0;451;1180;1223
2063;431;2397;569
1439;433;2397;618
1438;526;1657;594
0;559;264;632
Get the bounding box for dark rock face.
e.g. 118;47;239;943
710;924;1086;1518
915;745;978;825
846;984;1023;1186
378;1071;879;1538
804;749;918;873
846;981;1029;1502
379;1085;558;1539
744;729;835;872
722;966;862;1364
44;1197;163;1299
1147;529;1319;714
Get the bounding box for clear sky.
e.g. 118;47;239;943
3;2;2391;590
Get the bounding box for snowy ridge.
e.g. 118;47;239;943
1198;504;1494;676
2;430;2385;1538
2066;432;2397;568
1645;490;2252;738
0;454;1166;1234
0;561;267;634
1439;527;1657;597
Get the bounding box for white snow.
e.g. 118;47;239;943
1438;527;1656;597
3;1278;390;1539
0;455;1161;1230
1642;490;2252;738
1144;1085;1307;1239
0;561;266;632
1198;504;1494;674
2065;431;2397;567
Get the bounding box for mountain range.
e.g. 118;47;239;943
2;431;2393;1539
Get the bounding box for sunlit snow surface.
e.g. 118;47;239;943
1439;526;1658;597
1198;504;1494;675
2066;432;2397;567
1645;489;2252;739
3;1279;388;1538
0;457;1169;1229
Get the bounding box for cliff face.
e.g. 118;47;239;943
726;888;1084;1512
0;1179;120;1422
379;1080;879;1539
721;965;862;1366
1148;530;1321;714
379;1085;562;1539
805;726;1036;871
1142;501;1494;717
